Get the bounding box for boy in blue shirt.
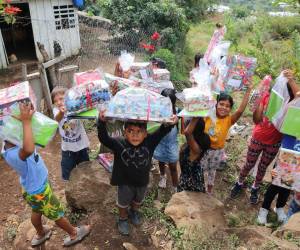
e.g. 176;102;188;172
2;102;90;247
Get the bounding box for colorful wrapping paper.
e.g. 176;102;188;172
0;103;58;147
98;153;114;173
65;80;111;116
73;70;103;85
220;55;257;92
0;81;36;125
104;73;140;90
105;87;173;122
272;135;300;190
152;68;170;82
130;62;153;80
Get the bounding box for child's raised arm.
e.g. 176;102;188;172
13;103;35;160
231;85;252;125
184;118;201;155
283;69;300;98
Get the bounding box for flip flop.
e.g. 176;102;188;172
31;227;52;246
63;226;91;247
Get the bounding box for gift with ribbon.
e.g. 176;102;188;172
104;87;173;122
65;80;111;116
73;69;103;85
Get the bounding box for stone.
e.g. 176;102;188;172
122;242;139;250
13;219;36;250
65;161;115;211
164;191;225;237
274;212;300;238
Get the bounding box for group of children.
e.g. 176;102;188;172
1;57;300;246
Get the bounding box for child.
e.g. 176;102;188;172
153;88;179;190
286;191;300;221
189;53;204;87
52;87;90;181
202;87;252;194
257;134;300;225
1;102;90;247
177;117;211;192
97;111;178;235
231;70;300;204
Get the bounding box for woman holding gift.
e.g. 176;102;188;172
231;69;300;204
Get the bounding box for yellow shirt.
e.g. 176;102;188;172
204;116;232;149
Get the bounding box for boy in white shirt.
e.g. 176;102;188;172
51;87;90;180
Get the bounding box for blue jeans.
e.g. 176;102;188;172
61;148;89;180
287;199;300;220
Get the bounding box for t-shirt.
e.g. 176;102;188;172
204;115;232;149
252;95;282;145
53;107;90;152
2;145;48;194
97;120;173;187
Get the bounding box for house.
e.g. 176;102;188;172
0;0;81;69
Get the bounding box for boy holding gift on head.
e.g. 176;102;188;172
97;110;178;235
51;87;90;181
1;102;90;247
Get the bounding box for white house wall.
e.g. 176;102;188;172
29;0;81;62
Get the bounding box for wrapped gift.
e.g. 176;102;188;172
119;51;135;72
0;81;36;126
220;55;257;92
104;73;140;90
177;87;215;112
140;79;174;93
204;26;226;64
105;87;173;122
265;72;290;129
280;98;300;138
130;62;153;80
98;153;114;173
73;69;103;85
272;135;300;190
65;80;111;116
249;75;272;112
0;103;58;147
153;68;170;82
190;59;213;90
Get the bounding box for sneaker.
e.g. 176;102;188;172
257;208;268;225
158;175;167;189
250;187;259;204
274;207;287;223
128;209;142;226
117;218;130;235
230;182;243;199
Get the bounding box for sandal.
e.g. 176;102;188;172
63;225;91;247
31;226;52;246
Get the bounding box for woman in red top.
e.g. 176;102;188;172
230;70;300;204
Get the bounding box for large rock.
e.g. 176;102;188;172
164;191;225;237
65;161;115;211
274;212;300;238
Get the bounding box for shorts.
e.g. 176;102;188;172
23;182;65;221
200;148;224;171
117;185;147;208
61;147;90;180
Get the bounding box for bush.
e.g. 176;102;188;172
105;0;189;52
231;5;251;19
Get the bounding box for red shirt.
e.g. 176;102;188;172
252;94;282;145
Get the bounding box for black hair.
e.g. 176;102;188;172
217;92;234;108
287;84;295;101
194;53;204;68
124;121;147;130
151;57;166;69
192;118;211;153
161;88;176;114
216;23;223;29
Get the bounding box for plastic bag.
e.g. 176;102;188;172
119;51;135;72
280;97;300;138
265;72;290;129
105;73;140;90
105;87;173;122
210;41;231;68
204;26;226;64
191;59;212;91
249;75;272;112
0;103;58;147
73;68;103;85
98;153;114;173
65;80;111;116
152;68;170;82
130;62;153;80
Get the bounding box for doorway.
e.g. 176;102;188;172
0;2;36;62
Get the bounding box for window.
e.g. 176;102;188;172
53;5;75;30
